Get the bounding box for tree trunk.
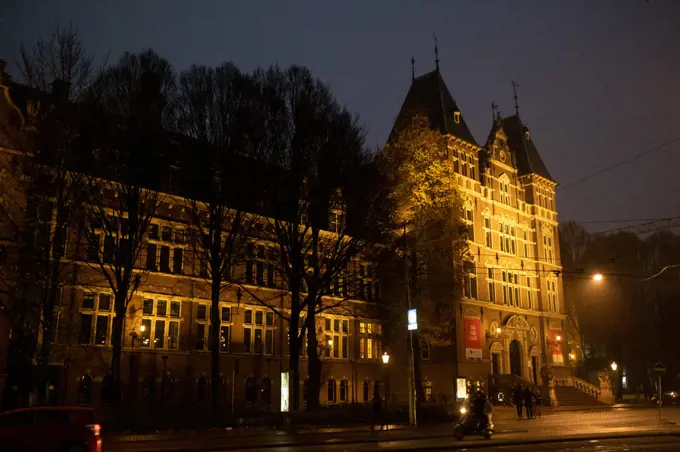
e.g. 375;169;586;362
210;278;221;413
306;306;321;410
111;292;126;407
288;313;300;412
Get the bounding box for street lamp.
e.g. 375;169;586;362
496;327;502;335
593;273;604;282
611;361;618;371
327;339;333;346
382;352;390;365
569;352;576;360
556;335;562;342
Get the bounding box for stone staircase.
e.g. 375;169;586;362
554;376;609;407
554;385;607;407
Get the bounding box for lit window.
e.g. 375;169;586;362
487;268;496;303
79;291;113;346
243;308;274;355
140;298;181;349
359;320;381;360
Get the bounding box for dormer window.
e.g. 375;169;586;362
453;111;461;124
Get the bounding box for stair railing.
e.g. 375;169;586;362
554;376;601;400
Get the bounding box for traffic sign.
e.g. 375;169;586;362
407;309;418;331
654;362;666;375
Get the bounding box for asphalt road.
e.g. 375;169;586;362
107;407;680;452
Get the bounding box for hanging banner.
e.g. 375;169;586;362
465;317;483;359
550;330;563;363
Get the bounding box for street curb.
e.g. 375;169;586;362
389;429;680;451
108;428;528;452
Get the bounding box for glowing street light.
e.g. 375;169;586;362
382;352;390;365
611;361;618;371
593;273;604;282
327;339;333;346
140;324;146;332
556;335;562;342
569;352;576;360
496;327;502;334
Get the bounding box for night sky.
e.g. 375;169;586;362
2;1;679;231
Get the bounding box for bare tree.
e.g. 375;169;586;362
17;23;106;101
176;62;256;412
247;66;384;409
81;50;176;405
0;27;98;408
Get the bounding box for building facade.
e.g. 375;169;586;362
0;59;580;414
390;66;579;397
0;67;389;414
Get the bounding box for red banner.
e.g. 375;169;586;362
550;330;563;356
465;317;482;359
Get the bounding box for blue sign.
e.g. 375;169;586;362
407;308;418;331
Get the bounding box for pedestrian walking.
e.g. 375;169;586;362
523;385;534;419
371;393;383;430
513;384;524;419
533;387;543;417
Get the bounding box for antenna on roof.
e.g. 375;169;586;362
433;33;440;71
511;80;520;115
411;57;415;81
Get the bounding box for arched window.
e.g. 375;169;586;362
363;380;370;402
141;375;155;403
77;376;93;406
261;377;271;404
339;379;348;402
245;377;256;403
197;376;208;403
101;375;115;405
327;379;336;403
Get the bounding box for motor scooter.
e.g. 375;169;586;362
454;404;494;440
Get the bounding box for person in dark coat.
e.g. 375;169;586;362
533;387;543;417
513;384;524;419
524;386;534;419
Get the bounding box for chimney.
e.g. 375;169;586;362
51;79;71;104
0;60;11;84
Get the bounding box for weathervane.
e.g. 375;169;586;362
433;33;440;71
511;80;520;115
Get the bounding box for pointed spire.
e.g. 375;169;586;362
491;102;498;123
511;80;520;115
433;33;440;71
411;57;415;81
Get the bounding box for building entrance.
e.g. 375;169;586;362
510;340;522;377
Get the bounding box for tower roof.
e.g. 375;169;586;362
389;70;477;146
502;114;554;182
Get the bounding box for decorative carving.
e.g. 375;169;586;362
505;315;530;330
489;321;499;337
529;327;538;341
490;342;503;352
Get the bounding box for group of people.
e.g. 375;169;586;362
513;384;542;419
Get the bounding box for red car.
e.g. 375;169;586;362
0;406;102;452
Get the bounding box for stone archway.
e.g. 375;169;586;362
509;340;522;377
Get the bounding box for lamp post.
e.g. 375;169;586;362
404;224;417;427
382;352;391;418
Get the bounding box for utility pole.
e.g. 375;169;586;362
404;224;417;427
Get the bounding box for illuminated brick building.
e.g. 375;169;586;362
389;63;581;399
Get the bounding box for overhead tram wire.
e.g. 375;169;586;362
558;136;680;191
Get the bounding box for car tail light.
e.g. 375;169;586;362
86;424;101;436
